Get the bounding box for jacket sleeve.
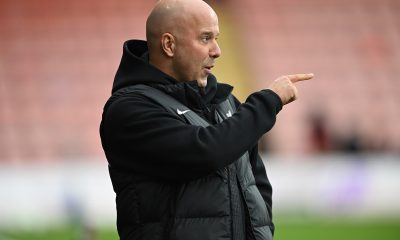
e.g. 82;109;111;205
100;89;282;181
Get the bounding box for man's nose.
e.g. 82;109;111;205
210;41;221;58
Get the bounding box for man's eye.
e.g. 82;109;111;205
201;36;210;42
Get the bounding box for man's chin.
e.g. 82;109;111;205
196;78;208;88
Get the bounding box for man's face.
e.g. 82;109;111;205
172;12;221;88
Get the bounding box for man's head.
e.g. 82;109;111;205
146;0;221;88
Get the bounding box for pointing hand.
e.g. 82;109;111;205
267;73;314;105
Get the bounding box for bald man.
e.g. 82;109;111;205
100;0;313;239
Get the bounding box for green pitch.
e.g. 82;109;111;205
275;220;400;240
1;218;400;240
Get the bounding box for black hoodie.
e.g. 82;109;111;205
100;40;281;239
101;39;282;179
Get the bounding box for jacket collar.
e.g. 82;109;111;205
150;76;233;110
113;39;233;110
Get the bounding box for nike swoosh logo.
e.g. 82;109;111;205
177;109;190;115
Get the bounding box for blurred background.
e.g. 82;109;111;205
0;0;399;239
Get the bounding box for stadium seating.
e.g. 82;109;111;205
228;0;400;154
0;0;154;162
0;0;399;162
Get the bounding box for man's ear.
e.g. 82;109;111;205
161;33;175;57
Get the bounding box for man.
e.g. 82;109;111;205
100;0;313;239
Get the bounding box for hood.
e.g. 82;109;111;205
112;39;233;106
112;40;176;93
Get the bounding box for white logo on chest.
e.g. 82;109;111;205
177;109;190;115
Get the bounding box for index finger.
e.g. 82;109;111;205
287;73;314;83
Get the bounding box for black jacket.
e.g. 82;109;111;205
100;40;283;239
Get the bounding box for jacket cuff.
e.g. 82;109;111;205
261;89;283;114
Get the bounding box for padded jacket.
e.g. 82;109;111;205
100;40;283;240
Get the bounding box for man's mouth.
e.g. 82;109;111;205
204;65;214;73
